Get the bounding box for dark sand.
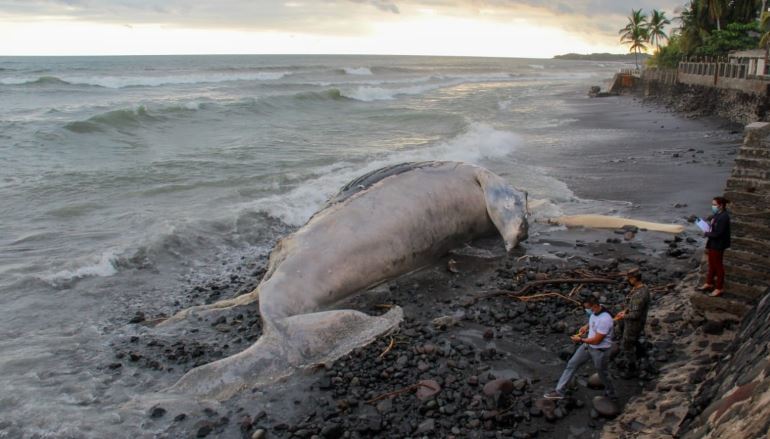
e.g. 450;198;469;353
114;93;742;438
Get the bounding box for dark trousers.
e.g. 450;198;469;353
706;249;725;290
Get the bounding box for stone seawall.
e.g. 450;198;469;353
601;119;770;438
720;122;770;301
680;287;770;439
640;80;769;126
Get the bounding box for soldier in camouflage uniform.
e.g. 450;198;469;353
615;268;650;377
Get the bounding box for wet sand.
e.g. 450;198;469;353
112;93;742;438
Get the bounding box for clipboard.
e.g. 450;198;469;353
695;218;711;233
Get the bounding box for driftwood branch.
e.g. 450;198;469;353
377;338;396;359
468;277;618;305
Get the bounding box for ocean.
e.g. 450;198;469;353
0;54;627;436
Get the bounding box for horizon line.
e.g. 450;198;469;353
0;52;631;59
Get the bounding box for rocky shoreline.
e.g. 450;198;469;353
90;93;748;439
109;222;717;439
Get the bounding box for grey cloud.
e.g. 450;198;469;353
0;0;682;41
350;0;400;13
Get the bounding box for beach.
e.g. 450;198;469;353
113;93;740;438
0;56;741;437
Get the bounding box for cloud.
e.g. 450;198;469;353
0;0;682;43
350;0;400;13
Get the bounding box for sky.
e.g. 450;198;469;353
0;0;683;58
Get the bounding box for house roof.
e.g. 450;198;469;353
729;49;766;59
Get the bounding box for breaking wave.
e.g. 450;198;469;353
342;67;373;75
63;106;161;133
245;122;521;226
1;71;290;88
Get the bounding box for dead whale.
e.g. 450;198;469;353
162;161;529;399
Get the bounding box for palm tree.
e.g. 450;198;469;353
619;9;649;69
647;9;672;51
676;2;711;53
728;0;761;23
760;11;770;75
700;0;726;30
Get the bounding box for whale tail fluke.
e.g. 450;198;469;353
165;306;403;400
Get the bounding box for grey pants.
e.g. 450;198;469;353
555;344;616;397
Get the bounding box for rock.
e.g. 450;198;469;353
483;328;494;339
551;321;567;334
318;376;333;390
512;379;527;391
149;406;166;418
129;311;146;324
467;375;479;386
587;373;605;389
357;407;382;432
416;380;441;400
376;399;392;414
535;398;556;417
592;396;620;418
483;378;514;396
252;429;266;439
703;320;724;335
195;420;215;437
416;419;435;434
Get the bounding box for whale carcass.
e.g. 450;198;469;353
162;161;529;399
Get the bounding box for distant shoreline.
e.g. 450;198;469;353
554;52;650;62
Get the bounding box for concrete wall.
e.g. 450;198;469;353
677;62;770;95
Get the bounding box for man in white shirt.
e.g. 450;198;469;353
544;295;617;400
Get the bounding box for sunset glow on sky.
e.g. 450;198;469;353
0;1;681;57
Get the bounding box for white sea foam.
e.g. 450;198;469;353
528;64;545;70
245;123;521;226
41;251;118;286
3;71;291;88
341;82;451;101
343;67;373;75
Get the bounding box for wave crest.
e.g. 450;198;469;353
64;106;160;133
0;76;80;87
246;122;520;226
343;67;373;75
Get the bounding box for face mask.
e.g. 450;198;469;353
711;206;719;214
585;309;593;317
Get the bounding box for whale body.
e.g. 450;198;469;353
164;161;528;399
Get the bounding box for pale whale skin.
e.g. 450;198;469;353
164;161;528;399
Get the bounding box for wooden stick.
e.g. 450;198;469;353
365;382;435;404
377;337;396;359
509;292;582;305
465;277;617;306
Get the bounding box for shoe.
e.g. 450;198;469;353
698;284;714;291
710;289;724;297
543;390;565;400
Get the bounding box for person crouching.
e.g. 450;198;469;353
544;295;617;400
